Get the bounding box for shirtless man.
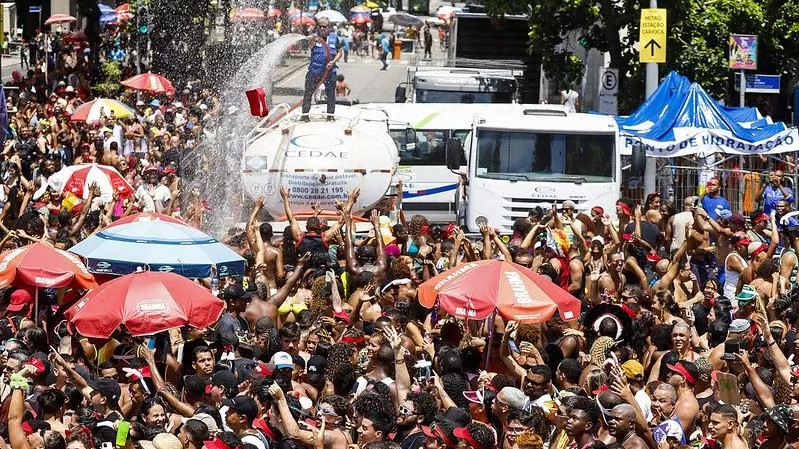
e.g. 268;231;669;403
589;251;625;303
243;252;311;328
708;404;747;449
664;361;699;437
608;404;647;449
247;199;285;293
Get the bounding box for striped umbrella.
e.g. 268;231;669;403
115;3;135;21
70;98;134;124
45;14;78;25
121;72;176;94
48;163;135;202
232;7;265;20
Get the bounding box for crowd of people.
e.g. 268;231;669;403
0;11;799;449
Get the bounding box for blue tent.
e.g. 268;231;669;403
617;71;798;157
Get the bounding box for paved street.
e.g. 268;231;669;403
272;25;449;104
0;51;25;82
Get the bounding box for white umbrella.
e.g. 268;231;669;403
315;9;347;23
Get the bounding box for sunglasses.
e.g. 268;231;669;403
399;404;416;416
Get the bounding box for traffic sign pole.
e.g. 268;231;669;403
642;1;663;197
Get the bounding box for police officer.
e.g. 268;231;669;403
301;17;342;120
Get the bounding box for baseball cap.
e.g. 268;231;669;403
729;213;746;226
729;318;751;334
204;436;233;449
272;351;293;369
561;200;576;210
7;289;32;312
748;242;768;257
65;85;75;93
211;370;238;392
136;100;145;106
621;360;644;381
590;235;605;246
89;377;121;402
718;209;733;220
173;102;184;109
223;396;258;422
735;285;758;306
666;361;698;385
753;213;770;223
139;433;183;449
306;355;326;384
182;413;219;433
453;423;495;449
497;387;528;411
163;164;177;175
150;99;161;107
434;406;471;428
731;234;752;246
222;283;252;300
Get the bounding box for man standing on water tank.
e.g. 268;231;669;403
302;17;341;121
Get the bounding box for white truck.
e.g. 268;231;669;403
241;104;400;220
447;105;622;233
396;68;520;104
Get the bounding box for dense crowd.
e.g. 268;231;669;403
0;15;798;449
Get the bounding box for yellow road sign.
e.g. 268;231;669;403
640;8;666;63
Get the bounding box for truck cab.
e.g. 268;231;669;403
396;68;519;104
449;105;621;233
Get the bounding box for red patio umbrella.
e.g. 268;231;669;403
45;14;78;25
104;212;185;229
267;7;282;18
64;31;87;42
115;3;134;21
418;260;581;323
0;242;98;318
291;15;316;26
120;72;176;94
232;7;265;20
64;271;225;338
0;242;98;291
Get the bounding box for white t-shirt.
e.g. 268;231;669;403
635;388;653;421
561;89;579;113
134;183;171;212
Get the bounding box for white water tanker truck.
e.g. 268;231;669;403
241;104;401;219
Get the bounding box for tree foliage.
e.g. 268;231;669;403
481;0;799;114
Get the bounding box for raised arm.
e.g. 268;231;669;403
280;186;302;242
370;210;388;274
246;199;264;253
267;252;311;311
140;345;195;417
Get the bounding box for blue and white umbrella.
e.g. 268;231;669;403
69;213;246;278
99;3;118;25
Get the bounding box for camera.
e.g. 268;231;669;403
722;339;742;361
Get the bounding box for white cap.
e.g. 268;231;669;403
199;104;208;110
271;351;293;369
591;235;605;246
136;100;145;106
65;85;74;92
173;101;184;109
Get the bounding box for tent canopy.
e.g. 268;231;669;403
617;71;797;158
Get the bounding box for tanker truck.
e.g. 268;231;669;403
241;104;400;221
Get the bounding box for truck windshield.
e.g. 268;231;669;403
475;130;615;182
415;89;514;103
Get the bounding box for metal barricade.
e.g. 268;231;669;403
622;154;798;215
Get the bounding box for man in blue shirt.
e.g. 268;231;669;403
700;177;730;220
760;169;795;215
379;33;390;70
301;17;342;119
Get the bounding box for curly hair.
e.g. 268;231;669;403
327;342;356;380
406;391;437;426
408;215;429;238
516;323;540;345
309;276;333;318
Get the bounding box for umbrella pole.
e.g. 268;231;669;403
484;309;497;370
34;286;39;326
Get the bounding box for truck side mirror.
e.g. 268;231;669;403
395;85;407;103
630;142;646;177
445;138;462;170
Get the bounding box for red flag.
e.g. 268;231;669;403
246;88;269;117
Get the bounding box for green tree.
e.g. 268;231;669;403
481;0;799;114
